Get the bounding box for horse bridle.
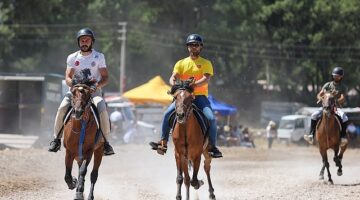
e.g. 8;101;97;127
174;89;193;123
71;84;93;120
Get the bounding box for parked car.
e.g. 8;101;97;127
277;115;310;143
106;99;157;144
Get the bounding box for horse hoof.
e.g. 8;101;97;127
176;195;182;200
328;180;334;185
319;175;324;180
66;176;78;190
337;171;343;176
209;194;216;200
74;192;84;200
87;195;94;200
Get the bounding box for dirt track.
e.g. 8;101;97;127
1;142;360;200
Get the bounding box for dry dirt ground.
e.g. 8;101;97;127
1;141;360;200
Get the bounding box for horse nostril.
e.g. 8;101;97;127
177;113;185;119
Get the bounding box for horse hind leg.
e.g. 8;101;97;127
335;145;347;177
203;151;216;200
319;164;325;180
88;147;104;200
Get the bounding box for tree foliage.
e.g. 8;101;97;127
1;0;360;108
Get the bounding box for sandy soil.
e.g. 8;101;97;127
1;141;360;200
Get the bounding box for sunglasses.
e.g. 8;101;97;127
187;43;201;47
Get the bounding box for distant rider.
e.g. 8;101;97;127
303;67;348;146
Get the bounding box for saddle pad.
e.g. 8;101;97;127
168;104;209;136
63;104;100;130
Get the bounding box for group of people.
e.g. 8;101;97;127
217;124;256;148
47;27;349;159
48;28;223;159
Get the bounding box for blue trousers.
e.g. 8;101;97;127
160;95;218;146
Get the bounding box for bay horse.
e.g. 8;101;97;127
171;79;216;200
63;82;104;200
316;92;347;184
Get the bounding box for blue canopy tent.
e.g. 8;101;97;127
208;95;237;116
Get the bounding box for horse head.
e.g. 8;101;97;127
321;93;336;116
71;84;93;120
171;78;195;124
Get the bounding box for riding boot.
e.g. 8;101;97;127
208;146;223;158
48;138;61;152
104;141;115;156
304;119;317;144
149;139;168;155
340;121;348;147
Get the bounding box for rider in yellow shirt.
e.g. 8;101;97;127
149;34;223;158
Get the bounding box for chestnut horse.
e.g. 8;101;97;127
317;93;347;184
63;83;104;200
171;79;216;200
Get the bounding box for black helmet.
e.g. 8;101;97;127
186;34;203;45
332;67;344;76
76;28;95;42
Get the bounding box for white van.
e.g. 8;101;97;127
277;115;311;142
106;101;157;144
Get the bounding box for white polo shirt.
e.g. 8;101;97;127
66;49;106;82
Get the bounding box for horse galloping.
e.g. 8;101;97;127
316;92;348;184
171;79;216;200
63;81;104;200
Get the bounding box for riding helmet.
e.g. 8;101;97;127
332;67;344;76
76;28;95;43
186;34;203;45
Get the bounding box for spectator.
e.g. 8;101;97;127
242;127;256;148
266;120;277;149
110;108;123;140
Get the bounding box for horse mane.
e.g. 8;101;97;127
169;80;194;95
72;68;94;86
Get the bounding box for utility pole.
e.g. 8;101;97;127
118;22;127;95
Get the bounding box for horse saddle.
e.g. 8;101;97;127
63;103;101;131
168;103;210;136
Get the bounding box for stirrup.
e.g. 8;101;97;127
150;140;167;155
157;146;167;155
303;135;314;144
208;147;223;158
103;142;115;156
340;138;348;147
48;139;61;152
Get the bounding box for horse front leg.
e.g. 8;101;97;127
65;151;77;190
190;157;203;190
175;153;183;200
182;158;190;200
319;149;326;180
75;159;90;200
88;146;104;200
203;151;216;200
321;152;333;184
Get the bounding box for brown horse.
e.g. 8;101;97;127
316;92;347;184
63;83;104;200
171;79;216;200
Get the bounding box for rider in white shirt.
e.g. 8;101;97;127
48;28;115;155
